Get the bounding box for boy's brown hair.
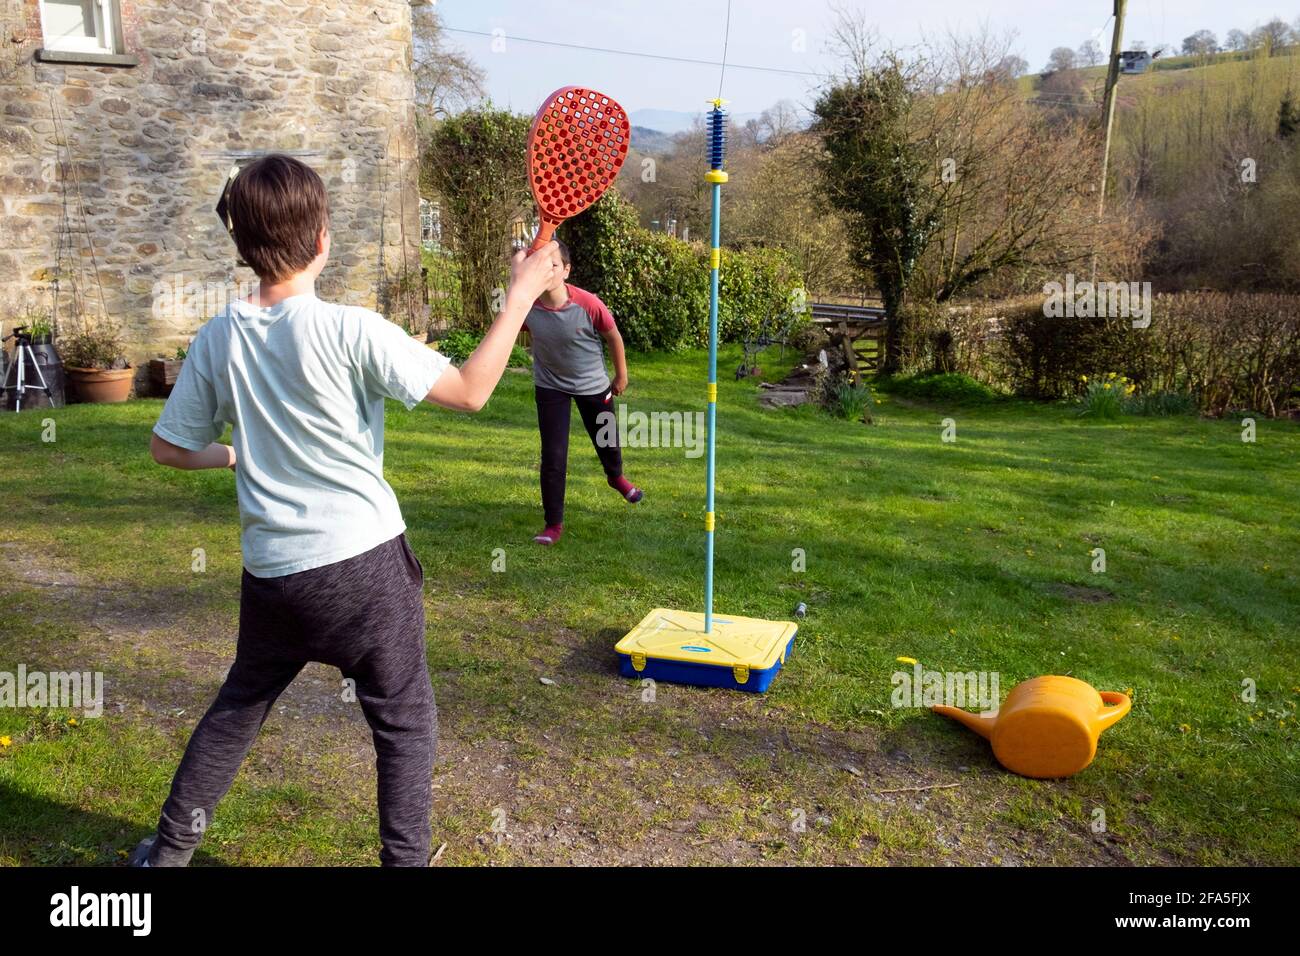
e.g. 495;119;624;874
227;154;330;282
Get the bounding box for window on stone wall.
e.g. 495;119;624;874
38;0;121;55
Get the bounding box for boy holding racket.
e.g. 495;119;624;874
526;240;643;546
134;154;558;866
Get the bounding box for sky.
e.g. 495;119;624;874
434;0;1299;119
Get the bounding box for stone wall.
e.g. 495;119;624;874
1;0;423;391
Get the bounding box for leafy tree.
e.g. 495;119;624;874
422;109;531;329
1045;46;1078;74
813;57;938;372
1181;30;1219;56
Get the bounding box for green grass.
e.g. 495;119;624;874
1;346;1297;865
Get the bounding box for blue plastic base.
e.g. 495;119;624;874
618;635;796;693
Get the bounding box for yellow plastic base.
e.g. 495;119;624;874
616;608;796;668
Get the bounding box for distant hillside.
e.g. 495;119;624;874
629;107;763;135
1020;42;1300;106
630;125;675;154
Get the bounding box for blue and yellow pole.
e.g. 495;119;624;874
704;100;728;633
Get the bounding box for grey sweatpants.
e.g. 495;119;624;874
152;533;436;866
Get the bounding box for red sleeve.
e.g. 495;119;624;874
569;286;615;333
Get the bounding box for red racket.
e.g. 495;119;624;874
526;86;630;254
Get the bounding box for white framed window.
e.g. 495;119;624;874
38;0;119;55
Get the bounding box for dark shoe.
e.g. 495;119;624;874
128;833;195;867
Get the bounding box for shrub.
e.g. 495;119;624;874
422;109;531;330
1125;390;1198;417
898;302;1005;382
997;302;1134;400
1077;373;1134;420
422;248;463;333
59;316;128;370
1132;293;1300;417
563;191;803;352
880;371;999;404
433;327;529;368
811;367;874;422
829;378;874;422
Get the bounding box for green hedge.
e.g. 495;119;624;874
562;191;803;352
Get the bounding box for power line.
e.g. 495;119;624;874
443;26;829;80
717;0;732;99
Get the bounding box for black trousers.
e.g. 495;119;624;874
536;384;623;526
153;533;435;866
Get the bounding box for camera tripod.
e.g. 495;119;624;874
2;326;52;413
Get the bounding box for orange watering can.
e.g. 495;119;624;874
933;676;1131;779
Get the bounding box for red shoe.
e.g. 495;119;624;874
609;475;643;504
533;524;563;546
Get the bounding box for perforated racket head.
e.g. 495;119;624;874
527;86;630;251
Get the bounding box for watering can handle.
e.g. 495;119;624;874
1095;691;1131;732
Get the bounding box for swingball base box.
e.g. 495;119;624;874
615;607;797;693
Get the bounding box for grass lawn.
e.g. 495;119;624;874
1;345;1297;865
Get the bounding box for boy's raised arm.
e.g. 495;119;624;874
425;243;558;412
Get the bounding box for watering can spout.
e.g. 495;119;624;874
932;705;997;739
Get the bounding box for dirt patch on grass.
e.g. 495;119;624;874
1049;583;1116;604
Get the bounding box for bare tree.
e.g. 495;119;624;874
995;54;1029;80
1250;19;1293;56
1078;39;1104;67
412;5;485;122
1181;30;1219;56
754;100;804;146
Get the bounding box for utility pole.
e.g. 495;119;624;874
1098;0;1128;217
1093;0;1127;281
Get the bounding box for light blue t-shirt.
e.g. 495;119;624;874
153;293;450;578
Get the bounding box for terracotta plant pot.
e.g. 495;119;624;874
65;366;134;403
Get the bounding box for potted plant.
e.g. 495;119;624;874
60;314;133;404
149;342;189;396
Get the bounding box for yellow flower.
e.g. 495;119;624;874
0;736;11;748
67;718;78;727
1080;375;1089;383
1178;723;1191;733
896;656;918;665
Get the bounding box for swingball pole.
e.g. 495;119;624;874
612;20;795;694
703;99;728;634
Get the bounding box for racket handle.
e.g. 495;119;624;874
527;220;558;256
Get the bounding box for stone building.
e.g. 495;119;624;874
1;0;425;391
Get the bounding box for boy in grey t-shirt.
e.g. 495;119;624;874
523;240;643;546
134;155;558;866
